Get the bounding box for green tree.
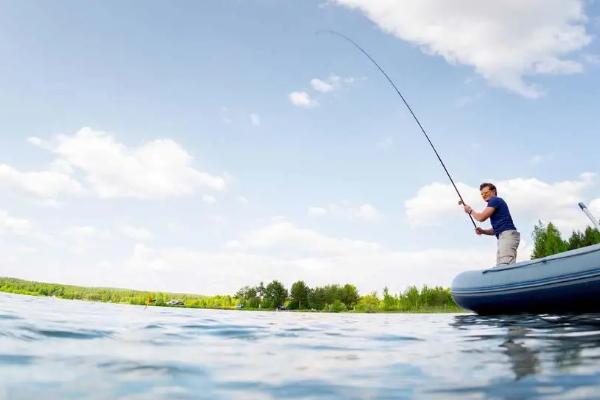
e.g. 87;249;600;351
582;226;600;246
327;299;347;312
235;286;260;308
382;287;396;311
263;280;287;309
355;292;380;313
403;286;420;309
257;281;265;297
567;230;585;250
289;280;310;310
566;226;600;250
531;221;568;259
256;281;265;308
308;287;327;310
339;284;360;309
322;284;340;305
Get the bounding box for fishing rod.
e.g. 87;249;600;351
318;30;476;228
579;202;600;230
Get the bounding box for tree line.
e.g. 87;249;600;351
531;222;600;259
235;280;460;312
235;281;361;311
0;278;235;309
0;277;460;312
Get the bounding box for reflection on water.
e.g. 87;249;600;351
454;313;600;377
501;328;540;380
446;314;600;398
3;293;600;399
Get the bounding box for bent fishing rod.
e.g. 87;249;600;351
318;30;476;228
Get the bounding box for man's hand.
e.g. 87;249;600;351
459;201;473;215
475;227;494;236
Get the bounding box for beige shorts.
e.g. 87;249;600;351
497;230;520;266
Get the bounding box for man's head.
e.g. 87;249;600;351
479;182;497;202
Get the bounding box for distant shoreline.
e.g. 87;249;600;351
0;277;463;313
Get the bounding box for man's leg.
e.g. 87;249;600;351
497;230;521;266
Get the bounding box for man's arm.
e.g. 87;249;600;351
459;203;496;236
475;227;495;236
471;206;495;222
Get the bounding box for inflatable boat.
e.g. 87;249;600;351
451;243;600;314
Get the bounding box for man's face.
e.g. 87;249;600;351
480;187;495;202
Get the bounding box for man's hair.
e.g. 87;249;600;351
479;182;497;193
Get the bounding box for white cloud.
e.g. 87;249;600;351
125;244;493;295
291;75;360;108
0;210;32;236
3;128;228;201
405;173;599;235
588;199;600;222
308;202;382;221
0;217;504;294
289;91;319;108
64;225;107;239
356;204;381;220
55;128;226;198
124;243;307;293
62;225;112;254
120;225;153;241
334;0;591;97
310;75;359;93
405;182;472;227
226;220;382;255
308;206;328;217
0;164;84;199
249;113;261;126
202;194;216;204
27;136;47;148
310;78;335;93
122;222;493;294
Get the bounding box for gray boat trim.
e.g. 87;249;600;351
482;245;600;274
453;268;600;295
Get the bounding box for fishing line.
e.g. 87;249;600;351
318;30;476;228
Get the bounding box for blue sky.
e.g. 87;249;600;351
1;0;599;294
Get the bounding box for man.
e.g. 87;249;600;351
461;183;520;266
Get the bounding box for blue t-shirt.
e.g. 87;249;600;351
487;196;516;237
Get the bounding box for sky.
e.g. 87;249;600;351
0;0;599;295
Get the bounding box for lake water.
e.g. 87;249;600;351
2;293;600;399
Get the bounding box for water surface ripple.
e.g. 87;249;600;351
2;293;600;399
